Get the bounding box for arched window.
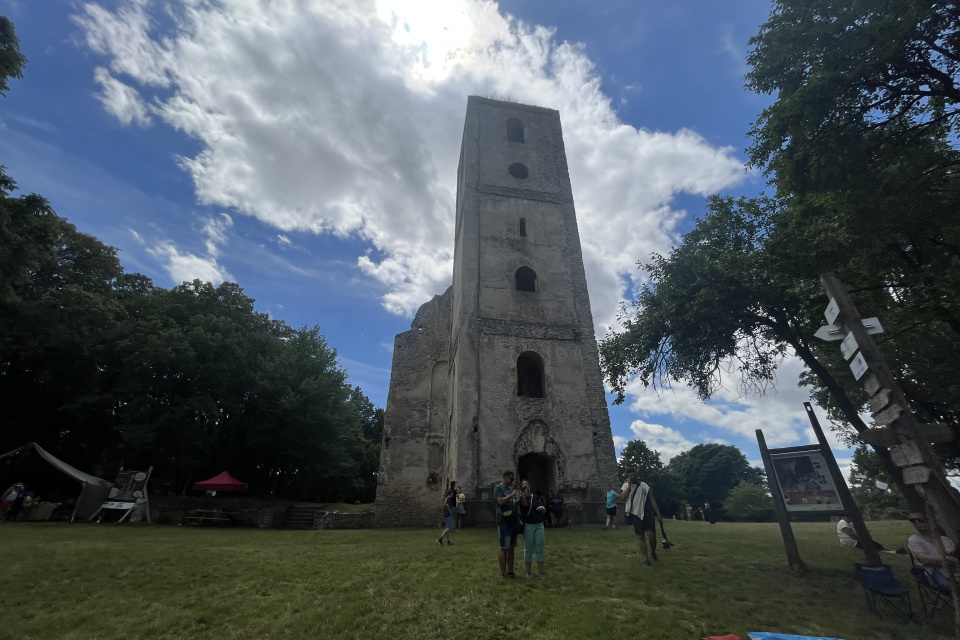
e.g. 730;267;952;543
506;118;524;143
515;266;537;292
517;353;544;398
519;218;527;237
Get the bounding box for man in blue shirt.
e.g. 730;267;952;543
494;470;522;578
603;484;618;530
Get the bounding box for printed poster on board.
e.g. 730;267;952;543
770;452;840;512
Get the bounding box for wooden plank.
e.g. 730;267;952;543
903;465;932;485
863;373;882;396
920;423;955;443
872;403;904;426
860;427;899;448
867;388;892;414
890;441;924;467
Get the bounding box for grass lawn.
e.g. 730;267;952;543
0;519;951;640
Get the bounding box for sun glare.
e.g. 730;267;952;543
375;0;475;82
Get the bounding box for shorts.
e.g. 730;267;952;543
444;515;454;529
498;521;520;550
627;509;655;535
606;506;617;517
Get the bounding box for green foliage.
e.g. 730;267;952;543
666;444;765;520
0;168;382;501
617;439;663;480
0;16;26;95
723;481;774;522
848;445;911;520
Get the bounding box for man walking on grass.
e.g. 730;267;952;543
618;469;663;566
494;470;522;578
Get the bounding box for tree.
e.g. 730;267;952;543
848;445;911;520
0;17;26;95
666;444;765;520
747;0;960;192
723;482;774;522
617;439;663;481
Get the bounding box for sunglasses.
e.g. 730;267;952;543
909;517;928;524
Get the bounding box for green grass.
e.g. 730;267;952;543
0;519;951;640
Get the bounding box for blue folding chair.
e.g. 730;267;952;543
854;563;913;619
911;565;952;618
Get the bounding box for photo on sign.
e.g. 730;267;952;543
770;452;840;512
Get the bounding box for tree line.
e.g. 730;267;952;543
600;0;960;512
618;440;774;522
0;167;383;501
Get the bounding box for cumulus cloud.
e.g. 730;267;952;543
93;67;152;126
627;419;698;464
145;214;234;285
73;0;746;328
623;355;824;448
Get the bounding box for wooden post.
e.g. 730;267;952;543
804;402;883;566
757;429;806;573
820;273;960;545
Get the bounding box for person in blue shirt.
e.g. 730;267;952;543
494;470;522;578
603;484;618;530
549;490;564;527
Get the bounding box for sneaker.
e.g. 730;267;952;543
507;572;516;579
611;525;616;529
601;527;607;531
446;540;453;546
539;572;546;579
643;560;652;567
437;538;443;546
525;572;532;578
651;551;659;562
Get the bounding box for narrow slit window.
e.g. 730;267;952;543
519;218;527;237
515;266;537;292
506;118;524;143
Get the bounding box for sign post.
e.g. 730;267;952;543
819;274;960;546
756;429;806;573
804;402;882;567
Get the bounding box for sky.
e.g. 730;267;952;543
0;0;860;478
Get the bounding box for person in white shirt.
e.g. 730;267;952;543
836;513;901;554
617;469;663;567
907;512;956;592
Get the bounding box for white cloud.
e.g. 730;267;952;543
623;355;823;448
144;213;234;285
93;67;152;126
74;0;746;329
148;241;232;285
627;419;696;464
277;234;292;246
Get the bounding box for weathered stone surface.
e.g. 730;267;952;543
375;97;619;527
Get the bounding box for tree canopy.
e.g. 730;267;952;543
666;444;765;519
0;167;382;501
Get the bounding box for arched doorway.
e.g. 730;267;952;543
517;452;557;495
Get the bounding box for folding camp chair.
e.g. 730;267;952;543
909;552;952;618
854;563;913;620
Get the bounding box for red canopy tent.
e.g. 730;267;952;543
192;471;247;492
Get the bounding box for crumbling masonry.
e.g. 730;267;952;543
374;96;619;527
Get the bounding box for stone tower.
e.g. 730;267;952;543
375;96;618;527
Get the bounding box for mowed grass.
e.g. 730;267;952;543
0;519;951;640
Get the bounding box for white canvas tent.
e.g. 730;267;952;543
0;442;112;521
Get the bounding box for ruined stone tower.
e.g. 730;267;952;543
374;96;618;527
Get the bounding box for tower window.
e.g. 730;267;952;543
517;353;544;398
515;266;537;292
519;218;526;237
506;118;524;143
508;163;529;179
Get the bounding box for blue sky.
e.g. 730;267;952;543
0;0;856;474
